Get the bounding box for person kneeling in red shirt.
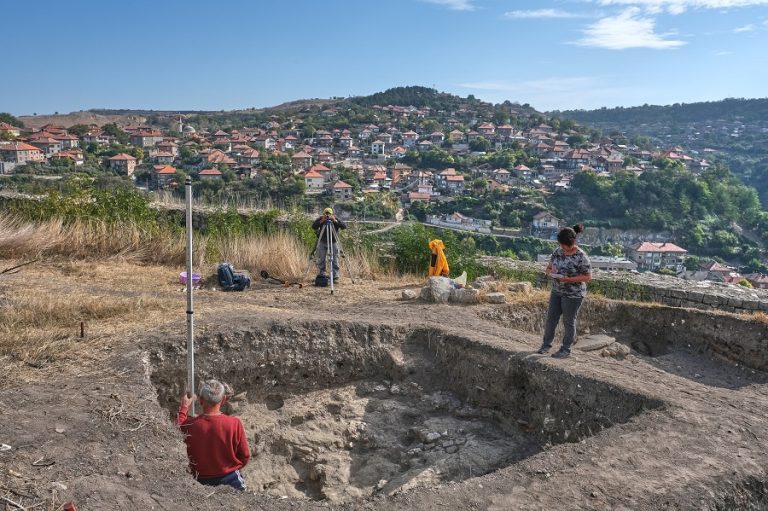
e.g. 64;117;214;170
177;380;250;491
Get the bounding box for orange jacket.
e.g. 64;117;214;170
428;239;449;277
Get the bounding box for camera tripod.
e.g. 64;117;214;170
304;216;357;294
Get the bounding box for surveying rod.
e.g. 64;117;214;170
185;176;196;415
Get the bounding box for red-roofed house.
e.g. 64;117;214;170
292;151;313;170
629;242;688;273
0;122;21;138
238;148;261;166
130;130;164;148
203;149;237;167
402;131;419;148
153;165;177;188
199;168;222;180
331;180;353;200
445;174;465;193
28;136;62;156
744;273;768;289
108;153;137;176
0;141;44;164
371;140;386;156
304;169;325;193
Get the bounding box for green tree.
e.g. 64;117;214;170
0;112;23;128
685;255;701;271
469;137;491;152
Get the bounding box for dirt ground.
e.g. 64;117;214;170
0;259;767;510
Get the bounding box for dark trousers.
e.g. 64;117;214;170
541;292;584;353
197;469;246;491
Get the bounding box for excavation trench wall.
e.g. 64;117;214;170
481;298;768;371
149;320;662;446
406;329;662;443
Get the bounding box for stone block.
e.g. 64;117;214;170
576;334;615;352
450;287;480;304
420;277;453;303
485;292;506;304
759;301;768;312
687;291;705;302
471;276;495;290
742;300;759;310
727;297;744;308
702;294;721;305
669;289;688;299
507;282;533;294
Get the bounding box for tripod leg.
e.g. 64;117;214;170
303;223;325;284
332;227;357;283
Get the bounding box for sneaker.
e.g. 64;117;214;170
551;350;570;359
536;345;551;355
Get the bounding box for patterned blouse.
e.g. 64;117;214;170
549;246;592;298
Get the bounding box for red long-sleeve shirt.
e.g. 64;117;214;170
176;405;250;479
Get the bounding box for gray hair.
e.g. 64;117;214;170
199;379;226;405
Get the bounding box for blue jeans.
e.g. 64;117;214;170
541;292;584;353
197;469;246;491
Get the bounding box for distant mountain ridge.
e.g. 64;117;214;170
555;97;768;125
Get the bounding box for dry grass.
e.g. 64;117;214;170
0;215;380;279
0;289;172;371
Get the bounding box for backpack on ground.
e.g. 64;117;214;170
217;262;250;291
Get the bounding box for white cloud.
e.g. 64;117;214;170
420;0;476;10
734;23;756;31
504;8;588;18
574;7;686;49
594;0;768;15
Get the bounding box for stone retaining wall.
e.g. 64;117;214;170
480;256;768;315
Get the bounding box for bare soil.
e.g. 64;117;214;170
1;259;767;510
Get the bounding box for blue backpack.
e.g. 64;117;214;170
217;263;250;291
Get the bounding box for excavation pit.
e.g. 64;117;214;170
149;321;662;503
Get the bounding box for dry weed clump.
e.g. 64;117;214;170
0;289;171;371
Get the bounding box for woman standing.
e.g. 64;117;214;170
537;224;592;359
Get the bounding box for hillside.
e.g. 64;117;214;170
18;111;148;129
556;97;768;125
554;98;768;206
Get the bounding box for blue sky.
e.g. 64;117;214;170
2;0;767;115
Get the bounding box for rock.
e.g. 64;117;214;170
576;334;616;352
507;282;533;293
231;391;248;402
309;464;326;481
450;287;480;304
445;445;460;454
600;342;631;359
471;276;496;289
402;289;418;300
424;431;442;443
420;277;453;303
485;292;507;304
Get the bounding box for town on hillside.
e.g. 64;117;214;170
0;88;766;288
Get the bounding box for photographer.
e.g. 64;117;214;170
312;207;347;282
537;224;592;359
